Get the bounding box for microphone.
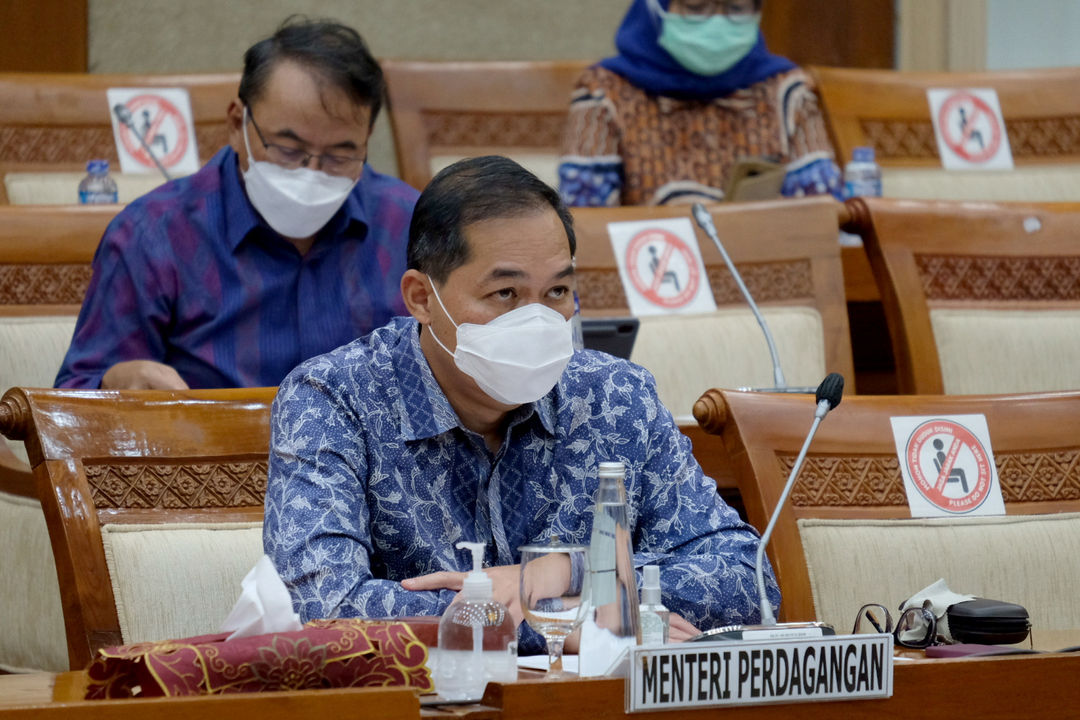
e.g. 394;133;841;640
690;373;845;642
112;103;173;181
691;203;815;394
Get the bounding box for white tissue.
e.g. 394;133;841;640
220;555;303;640
899;578;975;643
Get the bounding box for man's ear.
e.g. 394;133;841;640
226;98;246;162
401;269;433;324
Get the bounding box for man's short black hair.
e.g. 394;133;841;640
238;17;384;127
408;156;577;285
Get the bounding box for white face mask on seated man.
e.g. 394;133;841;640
240;106;360;239
426;278;575;406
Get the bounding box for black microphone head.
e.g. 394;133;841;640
815;373;844;409
113;104;133;124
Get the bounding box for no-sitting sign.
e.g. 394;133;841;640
927;88;1014;171
890;413;1006;517
107;87;200;175
607;217;717;317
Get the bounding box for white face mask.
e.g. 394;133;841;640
240;107;358;239
426;277;575;406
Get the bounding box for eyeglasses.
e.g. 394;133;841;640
247;111;365;176
666;0;761;22
852;603;938;649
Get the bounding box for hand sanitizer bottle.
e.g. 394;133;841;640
639;565;670;645
435;541;518;700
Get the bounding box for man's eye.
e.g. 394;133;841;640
549;286;569;299
493;288;516;300
275;146;306;161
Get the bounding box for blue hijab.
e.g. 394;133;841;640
598;0;795;101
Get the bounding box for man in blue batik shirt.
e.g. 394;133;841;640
264;155;779;652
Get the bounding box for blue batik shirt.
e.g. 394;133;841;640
265;316;779;653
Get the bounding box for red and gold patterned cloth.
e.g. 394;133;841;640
85;619;432;699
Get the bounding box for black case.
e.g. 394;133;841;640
946;598;1031;645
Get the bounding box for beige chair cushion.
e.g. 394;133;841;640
100;522;264;645
798;513;1080;633
629;307;827;419
431;153;560;188
882;165;1080;203
0;316;77;464
930;308;1080;394
0;490;67;673
4;171;171;205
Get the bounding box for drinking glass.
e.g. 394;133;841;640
519;543;590;679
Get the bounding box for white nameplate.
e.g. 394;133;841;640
625;634;892;712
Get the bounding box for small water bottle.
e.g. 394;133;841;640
78;159;119;204
435;542;517;700
579;461;641;676
842;146;883;199
639;565;670;645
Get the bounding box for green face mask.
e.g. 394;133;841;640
657;12;761;77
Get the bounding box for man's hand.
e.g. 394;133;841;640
668;613;702;643
402;565;523;627
101;360;190;390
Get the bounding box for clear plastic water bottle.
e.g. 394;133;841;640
78;159;119;204
579;461;640;676
842;146;883;199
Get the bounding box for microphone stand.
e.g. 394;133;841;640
691;203;816;394
690;374;845;642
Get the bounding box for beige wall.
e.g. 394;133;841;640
88;0;627;177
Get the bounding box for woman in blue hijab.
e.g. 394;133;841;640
558;0;842;206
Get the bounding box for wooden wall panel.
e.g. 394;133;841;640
0;0;88;72
762;0;896;69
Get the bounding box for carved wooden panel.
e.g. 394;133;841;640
859;116;1080;161
423;111;567;148
707;260;814;305
783;449;1080;506
577;260;813;311
1006;116;1080;158
915;255;1080;301
0;123;229;163
0;264;93;305
84;461;267;510
859;120;938;160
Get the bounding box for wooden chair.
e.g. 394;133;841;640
844;196;1080;395
0;72;239;203
811;65;1080;202
382;60;589;190
0;386;275;670
571;197;854;496
694;388;1080;632
0;204;112;469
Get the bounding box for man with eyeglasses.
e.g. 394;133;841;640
55;18;418;390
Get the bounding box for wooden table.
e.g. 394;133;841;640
4;648;1079;719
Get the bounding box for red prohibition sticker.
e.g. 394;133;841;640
905;419;993;513
625;228;701;309
117;94;190;168
937;91;1002;164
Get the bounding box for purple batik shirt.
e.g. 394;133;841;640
55;146;418;389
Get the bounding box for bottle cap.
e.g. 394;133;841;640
87;159;111;174
852;146;875;163
456;541;492;600
642;564;661;605
598;461;625;478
